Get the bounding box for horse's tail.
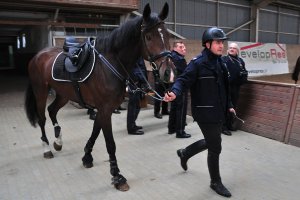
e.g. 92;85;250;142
292;56;300;84
25;83;38;127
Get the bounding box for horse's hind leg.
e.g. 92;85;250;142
82;112;102;168
35;88;54;159
47;94;68;151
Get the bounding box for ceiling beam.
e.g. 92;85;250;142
255;0;276;8
0;19;104;28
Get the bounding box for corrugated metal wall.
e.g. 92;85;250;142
139;0;300;44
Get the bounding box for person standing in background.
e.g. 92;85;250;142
168;40;191;138
127;57;148;135
222;42;248;133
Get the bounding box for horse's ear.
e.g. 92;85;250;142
159;2;169;21
143;3;151;21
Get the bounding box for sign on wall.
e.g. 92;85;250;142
230;41;289;77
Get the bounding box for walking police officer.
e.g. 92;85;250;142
164;27;235;197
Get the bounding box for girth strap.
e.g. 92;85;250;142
71;81;93;110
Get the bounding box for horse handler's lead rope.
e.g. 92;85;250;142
125;79;164;102
126;63;165;102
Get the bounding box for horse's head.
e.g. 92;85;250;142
141;3;176;84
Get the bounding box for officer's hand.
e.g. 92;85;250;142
163;91;176;102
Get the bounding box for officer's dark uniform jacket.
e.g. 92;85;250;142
171;48;232;124
221;54;246;86
171;50;187;76
130;58;148;89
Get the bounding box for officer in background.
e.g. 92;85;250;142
164;27;235;198
222;42;248;133
168;40;191;138
127;57;148;135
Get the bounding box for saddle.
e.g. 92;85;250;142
51;37;95;82
51;37;96;109
63;37;92;73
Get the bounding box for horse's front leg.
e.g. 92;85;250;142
101;112;129;191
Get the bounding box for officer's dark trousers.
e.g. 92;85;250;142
127;91;141;132
226;84;241;130
168;92;188;134
183;122;223;183
154;82;169;114
230;84;240;108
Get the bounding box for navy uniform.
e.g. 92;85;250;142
168;49;190;138
127;58;147;135
222;52;247;131
172;27;233;197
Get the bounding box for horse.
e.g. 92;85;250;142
292;55;300;84
25;2;173;191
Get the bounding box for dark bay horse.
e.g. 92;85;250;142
25;3;173;191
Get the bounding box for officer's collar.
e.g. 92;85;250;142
172;50;185;58
203;48;221;60
228;54;238;59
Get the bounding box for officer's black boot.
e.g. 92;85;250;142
177;139;207;171
207;152;231;198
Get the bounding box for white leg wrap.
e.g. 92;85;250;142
55;133;63;146
42;141;51;153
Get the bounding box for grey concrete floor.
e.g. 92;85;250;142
1;74;300;200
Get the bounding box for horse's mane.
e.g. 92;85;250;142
95;16;143;53
292;56;300;84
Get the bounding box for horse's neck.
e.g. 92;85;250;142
116;43;141;71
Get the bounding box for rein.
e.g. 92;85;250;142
88;39;125;81
126;66;164;101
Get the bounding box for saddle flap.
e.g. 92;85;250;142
64;43;91;73
65;58;77;72
52;50;96;83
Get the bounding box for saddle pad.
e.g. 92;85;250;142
51;50;95;82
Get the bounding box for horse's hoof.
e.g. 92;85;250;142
82;153;93;168
115;182;130;191
53;141;62;151
83;162;93;168
43;151;54;159
111;174;129;191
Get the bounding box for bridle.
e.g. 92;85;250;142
141;21;172;70
139;21;174;100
